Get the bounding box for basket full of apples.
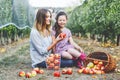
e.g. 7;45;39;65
84;52;116;73
46;53;61;70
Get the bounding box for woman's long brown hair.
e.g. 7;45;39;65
34;8;52;36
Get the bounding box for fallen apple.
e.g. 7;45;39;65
26;72;32;78
67;68;73;75
38;69;44;74
33;67;40;73
53;71;60;77
31;70;37;77
77;69;83;74
19;71;25;77
62;69;67;74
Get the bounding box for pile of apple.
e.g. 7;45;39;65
19;67;44;78
77;60;105;74
46;54;61;70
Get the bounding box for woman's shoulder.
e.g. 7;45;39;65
30;28;39;35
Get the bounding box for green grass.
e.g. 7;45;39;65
0;44;29;68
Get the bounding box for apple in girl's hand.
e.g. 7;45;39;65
53;71;60;77
31;70;37;77
19;71;25;77
59;33;66;38
67;68;73;75
26;72;32;78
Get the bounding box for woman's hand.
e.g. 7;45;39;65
55;34;64;42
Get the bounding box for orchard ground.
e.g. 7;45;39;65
0;36;120;80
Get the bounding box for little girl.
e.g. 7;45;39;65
52;11;86;68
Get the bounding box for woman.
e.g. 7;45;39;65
30;8;64;68
52;11;86;68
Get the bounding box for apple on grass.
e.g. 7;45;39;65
66;68;73;75
53;71;60;77
31;70;37;77
26;72;32;78
62;69;67;74
38;69;44;74
33;67;40;73
19;71;25;77
77;69;83;74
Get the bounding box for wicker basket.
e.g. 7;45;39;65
84;52;116;73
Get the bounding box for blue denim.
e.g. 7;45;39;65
35;58;76;68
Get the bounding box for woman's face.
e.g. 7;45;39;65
45;11;51;25
57;15;67;28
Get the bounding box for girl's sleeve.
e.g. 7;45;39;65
68;29;72;38
30;30;48;55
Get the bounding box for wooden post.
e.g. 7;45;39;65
117;34;120;46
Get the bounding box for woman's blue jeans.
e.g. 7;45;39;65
35;58;77;68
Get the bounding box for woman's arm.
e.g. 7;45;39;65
50;36;56;53
69;37;84;52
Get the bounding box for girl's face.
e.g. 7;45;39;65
45;11;51;25
57;15;67;28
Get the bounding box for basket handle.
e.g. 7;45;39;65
86;57;109;62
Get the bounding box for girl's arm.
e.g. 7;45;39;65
69;37;84;52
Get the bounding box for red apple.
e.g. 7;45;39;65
59;33;66;38
19;71;25;77
54;54;60;59
83;67;89;74
54;66;59;70
33;67;40;73
62;69;67;74
25;72;32;78
48;56;54;62
101;66;105;70
67;68;73;75
54;59;60;65
53;71;60;77
38;69;44;74
93;60;99;65
89;69;94;74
